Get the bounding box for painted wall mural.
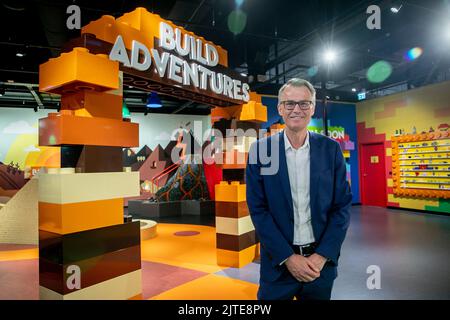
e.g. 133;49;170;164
0;107;211;203
0;109;59;200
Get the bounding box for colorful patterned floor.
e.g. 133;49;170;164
2;207;449;300
0;224;260;300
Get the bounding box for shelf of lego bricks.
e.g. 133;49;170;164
37;46;142;299
392;133;450;198
211;95;266;268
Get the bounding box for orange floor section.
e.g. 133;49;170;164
140;223;259;300
141;223;226;274
150;274;258;300
0;248;38;262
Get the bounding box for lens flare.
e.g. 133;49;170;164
228;9;247;35
307;66;319;77
367;60;392;83
404;47;423;61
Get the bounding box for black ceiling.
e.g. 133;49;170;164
1;0;449;114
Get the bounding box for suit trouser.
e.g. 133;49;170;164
257;263;337;300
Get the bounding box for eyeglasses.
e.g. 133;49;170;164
280;100;314;111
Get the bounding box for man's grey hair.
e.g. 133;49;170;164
278;78;316;105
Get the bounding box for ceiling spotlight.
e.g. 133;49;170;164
324;49;337;63
146;92;162;108
390;4;403;13
16;52;25;57
352;88;357;92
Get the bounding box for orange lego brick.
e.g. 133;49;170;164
82;8;229;67
39;113;139;147
115;7;229;67
216;244;260;268
61;90;122;120
39;47;119;95
270;123;285;130
210;106;239;123
215;181;246;202
39;198;124;235
249;92;262;103
217;151;248;169
237;101;268;123
82;15;151;51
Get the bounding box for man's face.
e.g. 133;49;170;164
278;85;315;132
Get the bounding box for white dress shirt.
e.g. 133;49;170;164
284;130;315;246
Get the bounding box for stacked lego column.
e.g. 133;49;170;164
212;93;267;268
38;47;142;299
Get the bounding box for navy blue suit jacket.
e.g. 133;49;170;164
246;131;352;283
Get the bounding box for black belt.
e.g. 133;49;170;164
292;242;317;257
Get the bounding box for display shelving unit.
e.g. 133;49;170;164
392;132;450;199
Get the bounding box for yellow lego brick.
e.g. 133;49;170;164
216;244;260;268
237;101;268;123
215;181;246;202
39;269;142;300
249;91;262;103
39;47;119;95
38;171;140;204
215;215;255;236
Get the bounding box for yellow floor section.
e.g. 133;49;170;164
0;248;38;262
150;274;258;300
141;223;226;274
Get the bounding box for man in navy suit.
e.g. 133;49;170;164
246;78;352;300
